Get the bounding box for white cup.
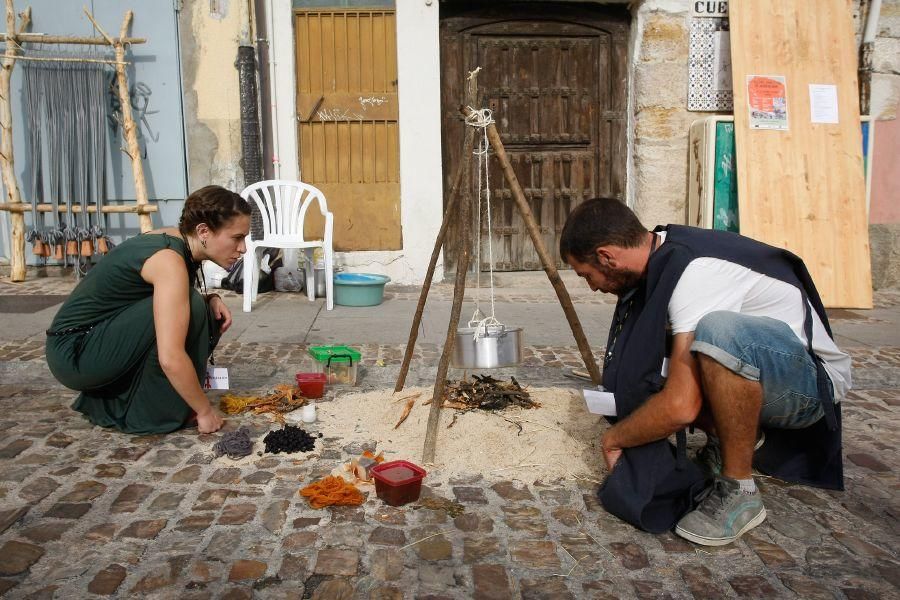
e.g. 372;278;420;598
302;404;317;423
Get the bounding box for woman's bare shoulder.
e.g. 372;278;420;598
147;226;181;237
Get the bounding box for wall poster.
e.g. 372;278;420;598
747;75;789;130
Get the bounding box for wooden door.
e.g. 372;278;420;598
295;9;401;251
440;3;629;271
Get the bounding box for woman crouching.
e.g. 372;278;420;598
46;185;252;434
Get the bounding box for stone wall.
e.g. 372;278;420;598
628;1;693;228
867;0;900;288
871;0;900;120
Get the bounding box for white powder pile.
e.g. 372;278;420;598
314;386;608;483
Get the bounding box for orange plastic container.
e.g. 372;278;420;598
371;460;427;506
295;372;327;399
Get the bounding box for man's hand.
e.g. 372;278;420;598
601;429;623;471
196;407;224;434
208;295;233;333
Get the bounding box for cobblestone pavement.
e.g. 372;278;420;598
0;275;898;598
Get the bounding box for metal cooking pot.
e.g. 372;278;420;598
451;325;524;369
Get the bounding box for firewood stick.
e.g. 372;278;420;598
479;114;602;385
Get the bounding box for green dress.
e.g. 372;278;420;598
45;233;216;434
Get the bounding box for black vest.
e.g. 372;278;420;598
598;225;843;534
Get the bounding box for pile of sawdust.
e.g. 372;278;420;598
315;386;607;482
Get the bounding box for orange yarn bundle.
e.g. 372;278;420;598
300;475;365;509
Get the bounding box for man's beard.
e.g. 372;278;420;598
597;263;642;296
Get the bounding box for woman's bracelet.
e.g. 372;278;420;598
206;293;222;303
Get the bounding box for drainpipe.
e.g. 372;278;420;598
859;0;882;116
253;0;274;180
265;0;282;180
236;0;262;186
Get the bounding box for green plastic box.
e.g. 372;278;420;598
308;345;362;385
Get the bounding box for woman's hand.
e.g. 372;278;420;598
208;294;233;333
196;406;225;434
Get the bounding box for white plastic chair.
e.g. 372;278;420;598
241;180;334;312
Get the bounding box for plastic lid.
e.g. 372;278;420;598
295;372;327;382
308;345;362;364
334;273;391;285
371;460;426;487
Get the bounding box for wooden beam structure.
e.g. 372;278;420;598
0;1;28;281
0;33;146;45
84;8;152;234
0;203;158;214
0;2;154;281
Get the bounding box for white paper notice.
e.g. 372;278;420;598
583;387;617;416
809;84;839;124
203;367;230;390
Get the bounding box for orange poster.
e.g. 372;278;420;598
747;75;788;130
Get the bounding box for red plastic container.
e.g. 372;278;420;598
295;372;327;399
371;460;427;506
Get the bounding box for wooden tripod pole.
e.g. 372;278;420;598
394;125;476;393
481;115;602;385
421;73;481;463
422;174;470;464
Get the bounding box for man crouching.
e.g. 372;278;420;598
560;198;849;545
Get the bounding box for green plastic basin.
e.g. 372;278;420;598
333;273;391;307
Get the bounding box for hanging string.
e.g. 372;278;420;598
464;107;502;340
19;44;113;269
22;57;45;262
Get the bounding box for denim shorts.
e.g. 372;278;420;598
690;311;829;429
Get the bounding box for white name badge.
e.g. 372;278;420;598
583;387;617;417
204;367;230;390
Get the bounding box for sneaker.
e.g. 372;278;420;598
695;431;766;477
674;475;767;546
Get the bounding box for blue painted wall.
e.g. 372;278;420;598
2;0;188;261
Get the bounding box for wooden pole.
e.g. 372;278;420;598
0;33;146;45
0;1;28;281
85;9;152;233
421;73;480;463
480;115;602;385
0;202;157;214
394;126;476;393
422;168;471;464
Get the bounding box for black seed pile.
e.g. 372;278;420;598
263;425;318;454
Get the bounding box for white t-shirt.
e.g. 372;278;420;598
661;232;851;402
